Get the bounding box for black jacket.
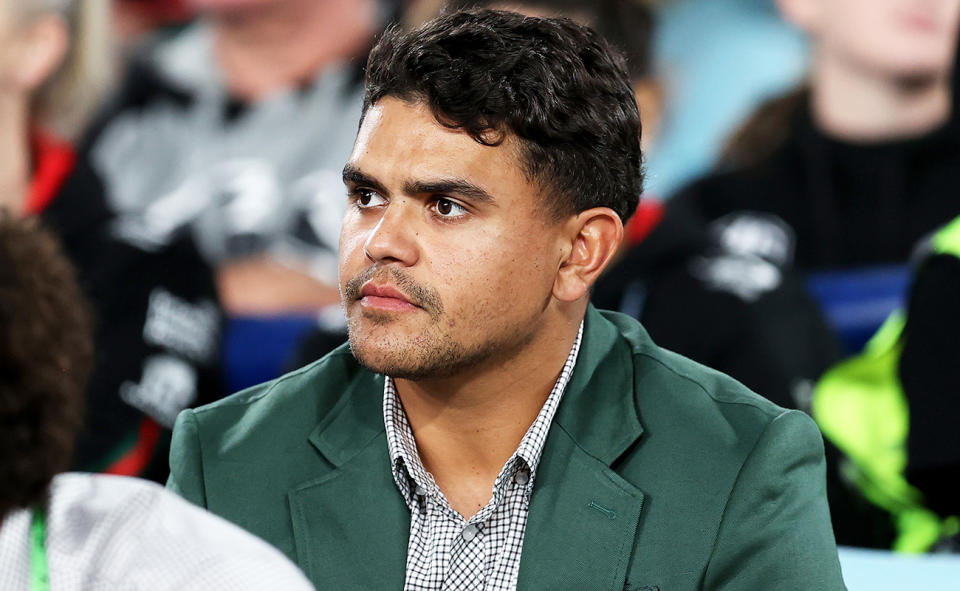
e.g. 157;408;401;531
41;147;224;483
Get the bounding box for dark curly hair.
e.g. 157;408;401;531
450;0;656;81
0;212;93;518
363;8;643;222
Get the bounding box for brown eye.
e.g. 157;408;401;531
434;198;467;218
355;189;386;208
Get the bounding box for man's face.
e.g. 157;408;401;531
339;97;564;380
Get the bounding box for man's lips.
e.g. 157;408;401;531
358;283;419;311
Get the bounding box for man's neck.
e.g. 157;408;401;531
811;53;952;142
210;0;378;102
0;95;29;213
394;306;584;517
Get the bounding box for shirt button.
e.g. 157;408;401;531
462;523;479;542
415;485;427;496
514;469;530;485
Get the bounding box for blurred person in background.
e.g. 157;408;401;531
890;215;960;551
814;213;960;555
113;0;193;52
644;0;809;199
87;0;398;316
1;0;223;483
689;0;960;269
0;213;314;590
402;0;447;28
600;0;960;551
1;0;111;206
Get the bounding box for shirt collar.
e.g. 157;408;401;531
383;321;584;507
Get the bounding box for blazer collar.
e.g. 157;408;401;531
308;304;645;469
296;367;405;587
291;430;410;588
554;304;644;466
308;366;385;467
517;305;647;589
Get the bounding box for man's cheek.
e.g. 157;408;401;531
339;225;369;263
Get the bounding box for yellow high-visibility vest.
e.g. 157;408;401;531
813;216;960;553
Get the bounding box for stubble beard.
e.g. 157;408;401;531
346;307;537;381
349;314;487;380
343;265;536;380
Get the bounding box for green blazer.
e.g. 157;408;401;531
168;306;845;590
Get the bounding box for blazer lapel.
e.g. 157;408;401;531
289;435;410;589
518;305;646;590
288;370;410;589
518;429;644;590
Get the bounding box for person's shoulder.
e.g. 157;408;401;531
48;474;314;590
186;343;373;435
603;310;812;452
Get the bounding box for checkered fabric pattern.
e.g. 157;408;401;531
384;322;583;591
0;473;313;590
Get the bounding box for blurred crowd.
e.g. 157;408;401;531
1;0;958;564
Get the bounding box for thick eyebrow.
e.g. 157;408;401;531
343;164;496;206
342;164;389;197
404;178;495;205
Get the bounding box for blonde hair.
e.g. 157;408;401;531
24;0;114;141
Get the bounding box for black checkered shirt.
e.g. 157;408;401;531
383;323;583;591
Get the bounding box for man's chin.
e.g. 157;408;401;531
346;331;472;381
347;341;434;380
346;320;421;375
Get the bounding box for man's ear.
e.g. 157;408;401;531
8;14;69;93
553;207;623;303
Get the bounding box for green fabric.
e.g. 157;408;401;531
168;305;845;590
30;508;49;591
813;216;960;552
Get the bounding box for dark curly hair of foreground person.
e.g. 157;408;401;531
363;8;643;223
0;212;93;518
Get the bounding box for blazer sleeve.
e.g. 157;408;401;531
703;410;846;590
166;409;208;508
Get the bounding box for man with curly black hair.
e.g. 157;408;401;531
169;9;845;590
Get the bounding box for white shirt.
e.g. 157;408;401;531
0;473;314;590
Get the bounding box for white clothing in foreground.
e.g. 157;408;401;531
0;473;314;590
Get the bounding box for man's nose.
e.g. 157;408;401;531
363;200;420;266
